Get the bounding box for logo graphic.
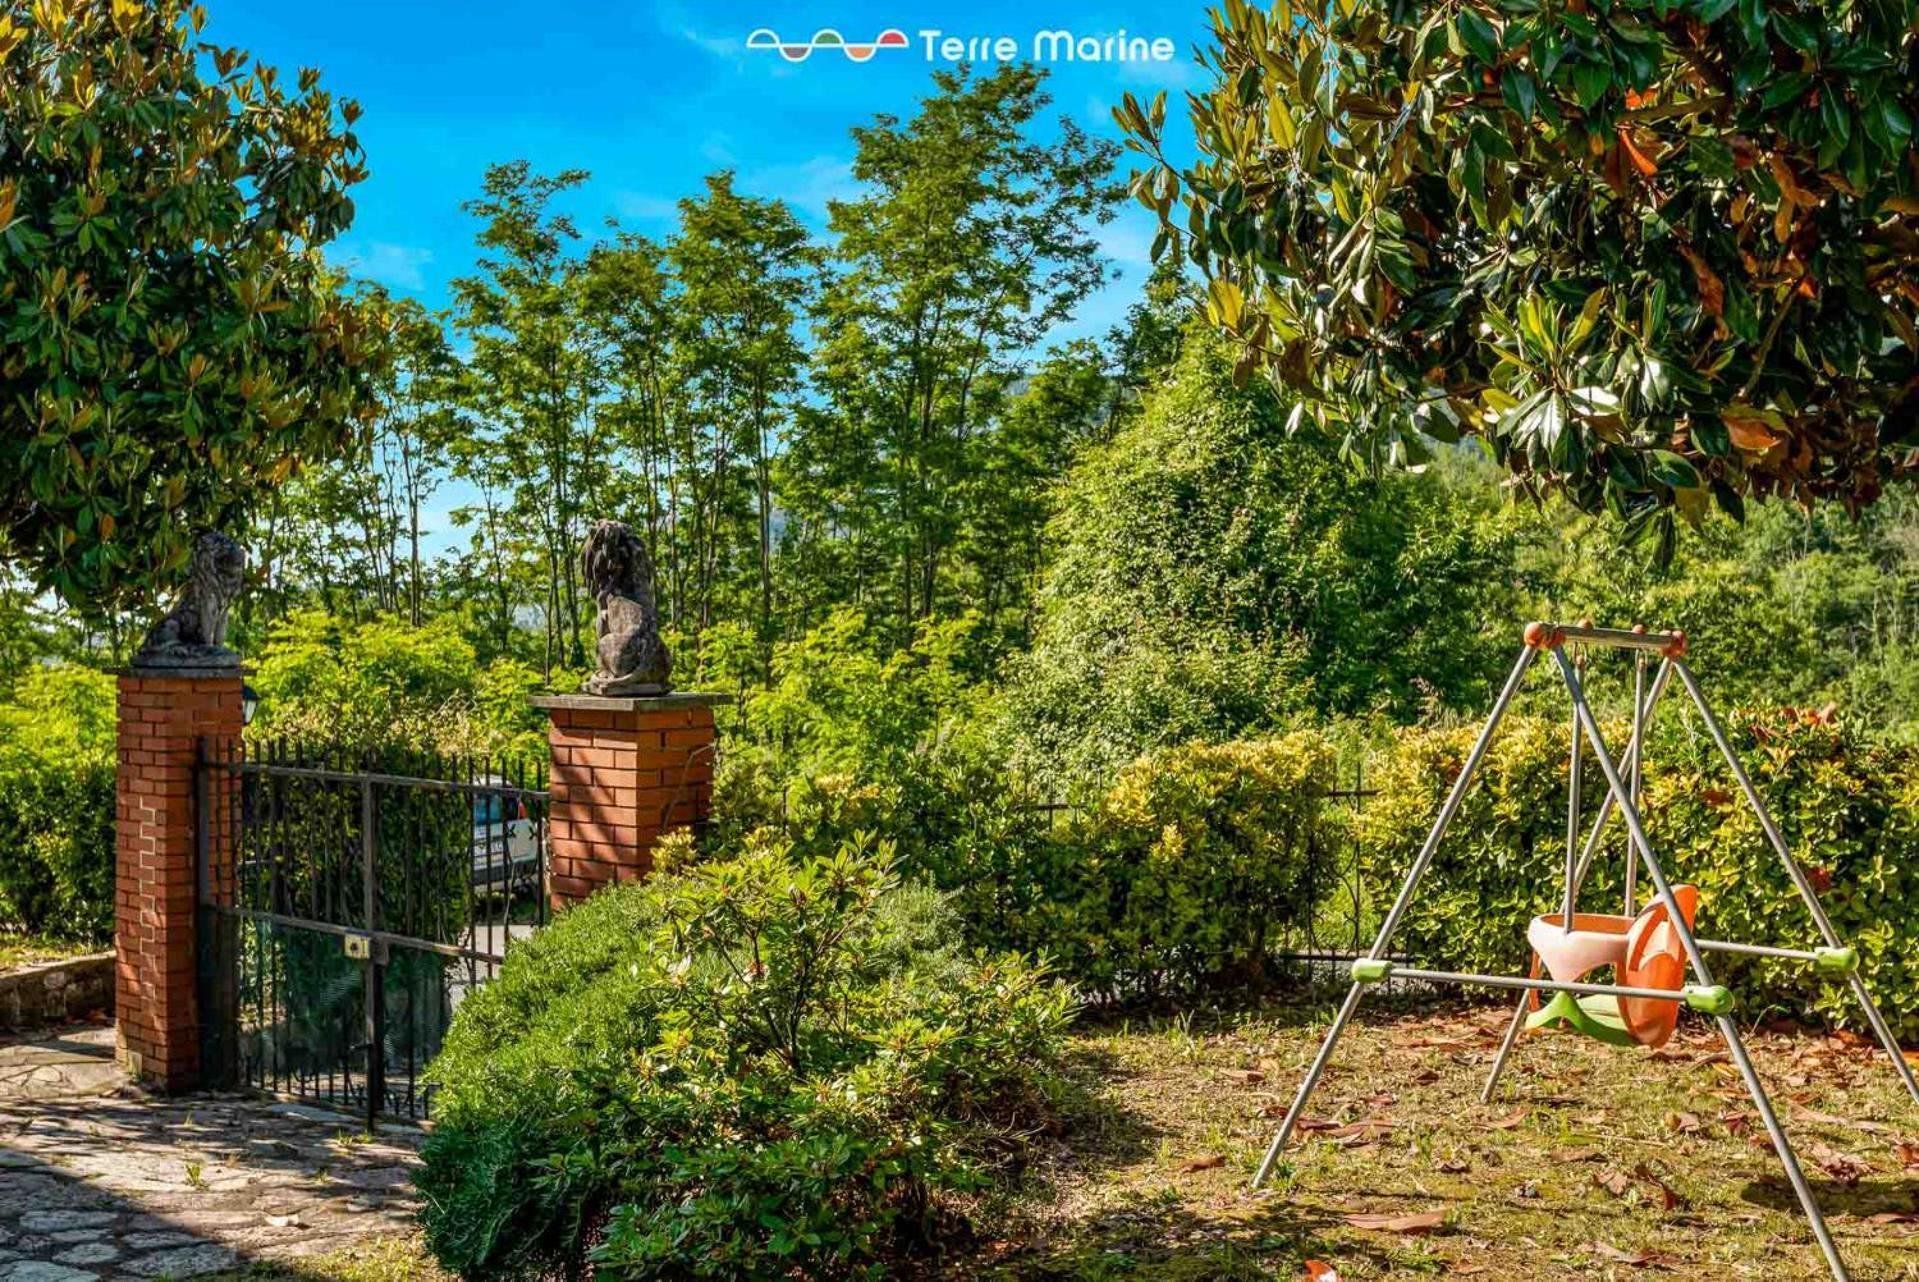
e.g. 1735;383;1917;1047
745;28;910;63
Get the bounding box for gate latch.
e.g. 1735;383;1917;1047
342;933;387;963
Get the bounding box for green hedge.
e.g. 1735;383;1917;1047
1361;711;1919;1037
753;731;1349;1000
0;666;115;944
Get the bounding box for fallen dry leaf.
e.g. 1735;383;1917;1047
1810;1142;1870;1186
1551;1147;1603;1163
1436;1156;1470;1174
1449;1265;1489;1277
1485;1108;1528;1131
1220;1068;1264;1086
1177;1153;1225;1173
1865;1211;1919;1226
1586;1240;1676;1267
1595;1167;1634;1198
1633;1161;1684;1211
1665;1111;1703;1135
1896;1139;1919;1171
1303;1262;1340;1281
1341;1210;1446;1235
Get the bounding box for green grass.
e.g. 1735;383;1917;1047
0;934;97;971
967;998;1919;1280
190;999;1919;1281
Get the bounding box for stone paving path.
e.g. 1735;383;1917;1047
0;1025;422;1281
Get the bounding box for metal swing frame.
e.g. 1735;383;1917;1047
1249;623;1919;1282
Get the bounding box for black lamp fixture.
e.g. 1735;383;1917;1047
241;682;259;727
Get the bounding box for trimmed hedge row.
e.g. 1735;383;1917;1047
747;732;1350;1000
1361;710;1919;1038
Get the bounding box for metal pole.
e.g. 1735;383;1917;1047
1253;646;1539;1188
1626;652;1645;916
1546;622;1684;652
1483;660;1676;1101
1559;651;1850;1282
1392;966;1728;1004
1562;685;1581;933
361;776;384;1133
1672;662;1919;1110
1698;939;1824;963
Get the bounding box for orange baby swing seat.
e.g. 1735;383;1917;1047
1524;885;1699;1048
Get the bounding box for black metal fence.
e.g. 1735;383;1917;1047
196;739;548;1126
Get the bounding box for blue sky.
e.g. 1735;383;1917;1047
211;0;1211;346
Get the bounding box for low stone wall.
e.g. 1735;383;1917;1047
0;952;113;1031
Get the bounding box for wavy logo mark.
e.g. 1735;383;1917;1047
745;28;910;63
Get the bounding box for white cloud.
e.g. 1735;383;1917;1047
1097;211;1157;269
614;192;682;223
738;154;858;219
335;241;434;291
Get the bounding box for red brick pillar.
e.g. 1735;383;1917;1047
532;693;726;908
115;672;243;1091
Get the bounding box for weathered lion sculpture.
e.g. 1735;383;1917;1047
132;531;246;671
581;518;672;696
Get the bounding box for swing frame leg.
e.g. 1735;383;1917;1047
1673;663;1919;1111
1251;646;1538;1189
1559;652;1849;1282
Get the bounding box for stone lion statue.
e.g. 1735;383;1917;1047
581;519;672;696
133;531;246;671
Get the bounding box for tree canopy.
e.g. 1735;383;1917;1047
0;0;379;617
1120;0;1919;555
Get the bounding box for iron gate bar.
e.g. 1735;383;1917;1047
197;737;550;1124
225;758;549;797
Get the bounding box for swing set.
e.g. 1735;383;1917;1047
1252;622;1919;1282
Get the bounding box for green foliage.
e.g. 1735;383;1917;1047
1362;709;1919;1035
740;730;1348;1000
1067;735;1345;993
416;837;1074;1280
0;665;114;942
1002;334;1518;789
0;0;379;617
736;607;993;779
250;609;546;755
1120;0;1919;545
784;63;1121;636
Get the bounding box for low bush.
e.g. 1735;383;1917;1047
416;835;1075;1281
1361;711;1919;1037
0;665;115;943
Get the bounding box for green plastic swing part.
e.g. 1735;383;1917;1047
1682;984;1735;1015
1525;990;1637;1046
1351;957;1395;984
1813;945;1858;978
1526;983;1737;1043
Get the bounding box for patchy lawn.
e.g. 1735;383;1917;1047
187;999;1919;1282
0;934;96;971
970;998;1919;1280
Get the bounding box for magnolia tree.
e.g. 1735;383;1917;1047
0;0;380;618
1120;0;1919;554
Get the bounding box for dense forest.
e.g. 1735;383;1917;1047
8;61;1918;782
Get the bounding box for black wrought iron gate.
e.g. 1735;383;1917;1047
196;739;548;1125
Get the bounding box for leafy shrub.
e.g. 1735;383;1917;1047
739;731;1348;1000
416;836;1075;1280
1362;711;1919;1036
250;609;546;756
1000;335;1518;792
0;666;115;943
